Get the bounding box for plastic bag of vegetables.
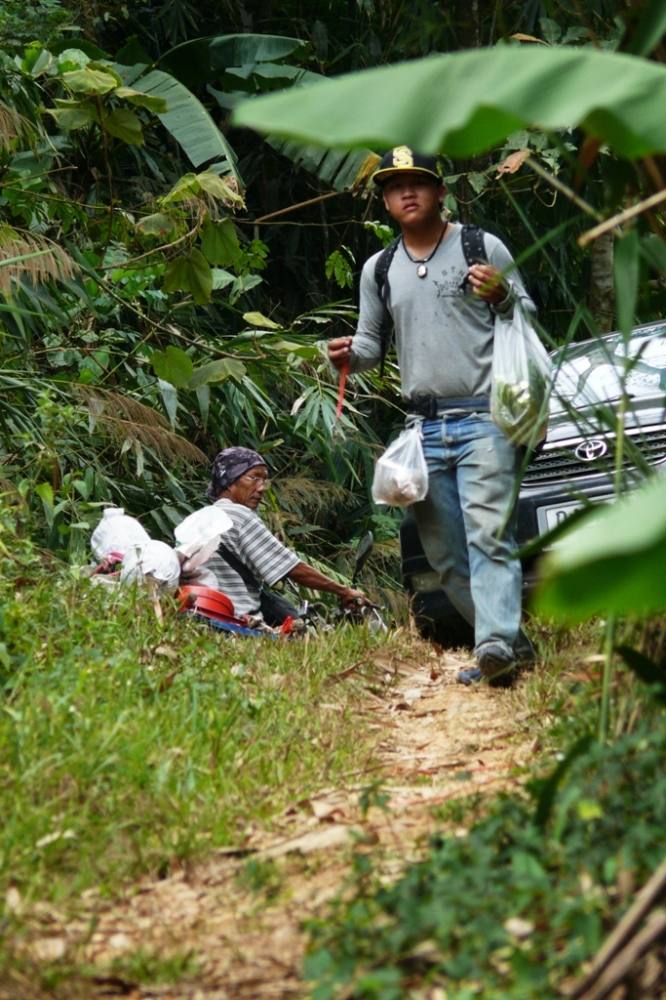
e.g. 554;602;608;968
490;306;552;445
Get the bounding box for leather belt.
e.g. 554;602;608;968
407;395;490;418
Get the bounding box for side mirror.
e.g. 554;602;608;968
352;530;374;584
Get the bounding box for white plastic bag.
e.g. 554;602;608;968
173;505;233;572
372;423;428;507
120;539;181;591
490;307;552;445
90;507;150;560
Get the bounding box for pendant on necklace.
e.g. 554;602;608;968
416;263;428;279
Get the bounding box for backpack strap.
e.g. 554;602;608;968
374;236;400;375
460;223;488;268
373;225;489;375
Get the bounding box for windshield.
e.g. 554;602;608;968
550;321;666;413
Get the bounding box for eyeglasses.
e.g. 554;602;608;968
240;473;271;486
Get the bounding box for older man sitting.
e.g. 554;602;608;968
182;447;367;626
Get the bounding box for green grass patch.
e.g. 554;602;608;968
0;533;400;982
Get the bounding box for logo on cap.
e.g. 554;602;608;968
392;146;415;168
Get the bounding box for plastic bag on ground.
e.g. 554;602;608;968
372;423;428;507
490;307;553;446
90;507;150;560
174;505;233;572
119;539;181;591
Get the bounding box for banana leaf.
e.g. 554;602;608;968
232;45;666;161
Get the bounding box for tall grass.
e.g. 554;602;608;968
0;547;393;914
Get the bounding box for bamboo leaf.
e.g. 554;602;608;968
628;0;666;56
243;310;282;330
640;234;666;273
195;384;210;428
614;230;639;337
158;378;178;428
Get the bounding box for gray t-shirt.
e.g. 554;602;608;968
202;500;300;616
350;222;535;401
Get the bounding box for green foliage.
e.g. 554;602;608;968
0;31;394;566
325;247;355;290
536;475;666;619
304;717;666;998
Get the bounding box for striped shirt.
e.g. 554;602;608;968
198;500;300;616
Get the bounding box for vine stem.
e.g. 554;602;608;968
599;387;629;742
598;613;616;742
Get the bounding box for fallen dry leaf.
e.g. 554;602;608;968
31;937;67;962
497;149;530;176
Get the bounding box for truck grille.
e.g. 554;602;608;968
522;426;666;485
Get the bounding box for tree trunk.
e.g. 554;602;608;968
588;232;615;332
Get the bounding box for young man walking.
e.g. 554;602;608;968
328;146;536;685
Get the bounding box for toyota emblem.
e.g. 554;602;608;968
574;438;608;462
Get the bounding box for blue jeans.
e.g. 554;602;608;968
412;413;522;657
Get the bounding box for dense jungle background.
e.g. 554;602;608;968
3;2;666;998
2;0;664;574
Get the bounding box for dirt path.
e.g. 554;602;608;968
23;642;535;999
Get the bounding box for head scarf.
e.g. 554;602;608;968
206;447;267;501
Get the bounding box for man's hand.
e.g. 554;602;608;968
340;587;370;608
467;264;508;306
328;336;353;372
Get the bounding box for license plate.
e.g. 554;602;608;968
536;495;613;534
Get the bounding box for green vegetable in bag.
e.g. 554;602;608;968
491;308;552;446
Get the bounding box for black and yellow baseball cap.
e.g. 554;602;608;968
372;145;441;186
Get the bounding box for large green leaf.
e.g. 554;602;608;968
61;65;119;95
201;220;241;266
208;61;377;193
45;100;98;131
535;476;666;620
160;33;307;91
232;46;666;160
132;69;239;178
163;249;213;304
188;358;246;388
104;108;143;145
151;345;194;387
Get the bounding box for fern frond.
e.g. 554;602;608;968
276;476;354;515
79;387;207;466
0;226;77;294
79;386;170;430
0;102;32;149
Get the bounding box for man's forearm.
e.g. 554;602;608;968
287;561;348;598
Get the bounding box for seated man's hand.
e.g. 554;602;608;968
340;586;369;607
